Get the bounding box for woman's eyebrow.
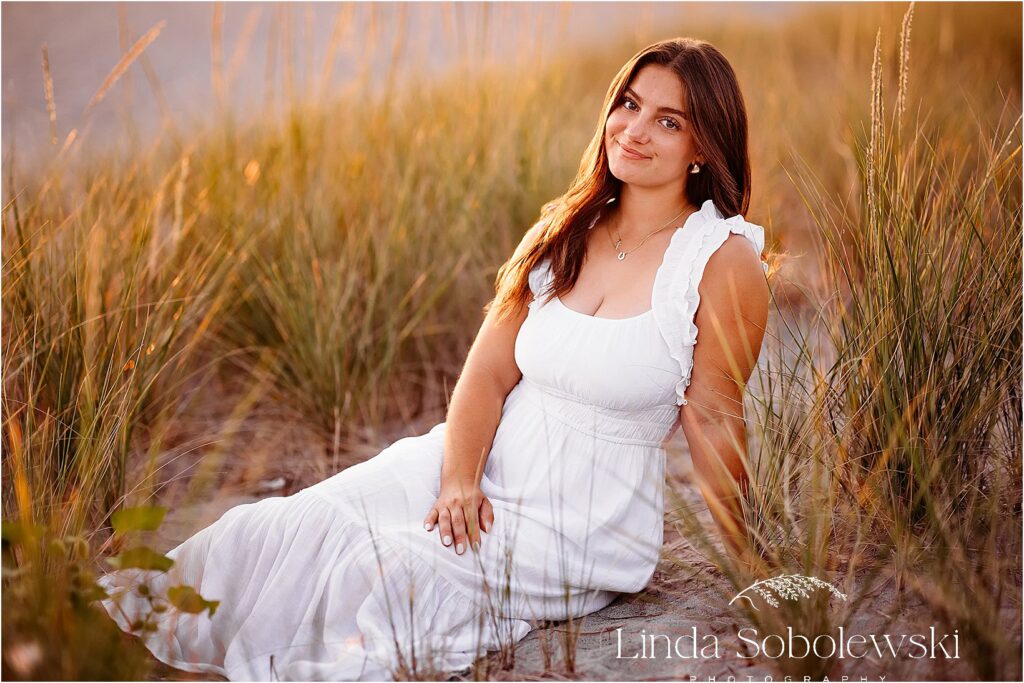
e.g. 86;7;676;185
625;87;688;118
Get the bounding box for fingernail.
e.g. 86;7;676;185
442;535;451;546
456;543;464;554
472;540;480;551
424;523;432;531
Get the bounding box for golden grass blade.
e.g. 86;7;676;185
383;3;408;96
282;4;294;103
896;1;915;136
225;7;262;96
211;2;224;108
172;152;190;243
116;3;133;104
264;5;278;113
867;28;882;225
303;4;314;100
58;128;77;157
40;44;57;146
84;20;167;115
320;4;354;98
137;47;174;134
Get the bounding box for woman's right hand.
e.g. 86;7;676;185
422;478;494;555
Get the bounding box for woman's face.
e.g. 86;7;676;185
604;63;702;191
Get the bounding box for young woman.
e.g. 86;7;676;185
98;37;770;681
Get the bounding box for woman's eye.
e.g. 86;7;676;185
622;97;680;131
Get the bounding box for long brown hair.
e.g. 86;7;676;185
486;37;753;323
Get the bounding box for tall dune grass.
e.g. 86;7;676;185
2;2;1020;680
665;4;1021;681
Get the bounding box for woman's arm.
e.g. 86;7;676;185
680;234;769;567
423;224;542;555
424;302;527;555
439;300;527;488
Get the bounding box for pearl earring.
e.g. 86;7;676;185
690;162;701;174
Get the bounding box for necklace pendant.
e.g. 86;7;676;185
617;251;626;261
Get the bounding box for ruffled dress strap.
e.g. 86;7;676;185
651;199;768;406
527;257;554;307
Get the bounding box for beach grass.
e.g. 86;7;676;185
2;2;1021;680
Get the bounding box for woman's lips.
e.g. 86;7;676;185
619;141;650;160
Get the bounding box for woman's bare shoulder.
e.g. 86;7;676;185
702;233;767;299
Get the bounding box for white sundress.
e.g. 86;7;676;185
96;198;768;681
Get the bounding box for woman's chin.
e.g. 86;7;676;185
608;164;644;184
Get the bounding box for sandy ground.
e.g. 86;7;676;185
123;382;1016;682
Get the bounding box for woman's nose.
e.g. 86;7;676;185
624;119;650;143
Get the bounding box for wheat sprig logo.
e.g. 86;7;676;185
729;574;847;611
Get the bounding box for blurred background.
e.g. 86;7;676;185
1;2;1021;681
4;1;802;170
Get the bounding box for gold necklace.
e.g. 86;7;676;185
604;205;694;261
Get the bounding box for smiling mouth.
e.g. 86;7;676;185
618;141;649;159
